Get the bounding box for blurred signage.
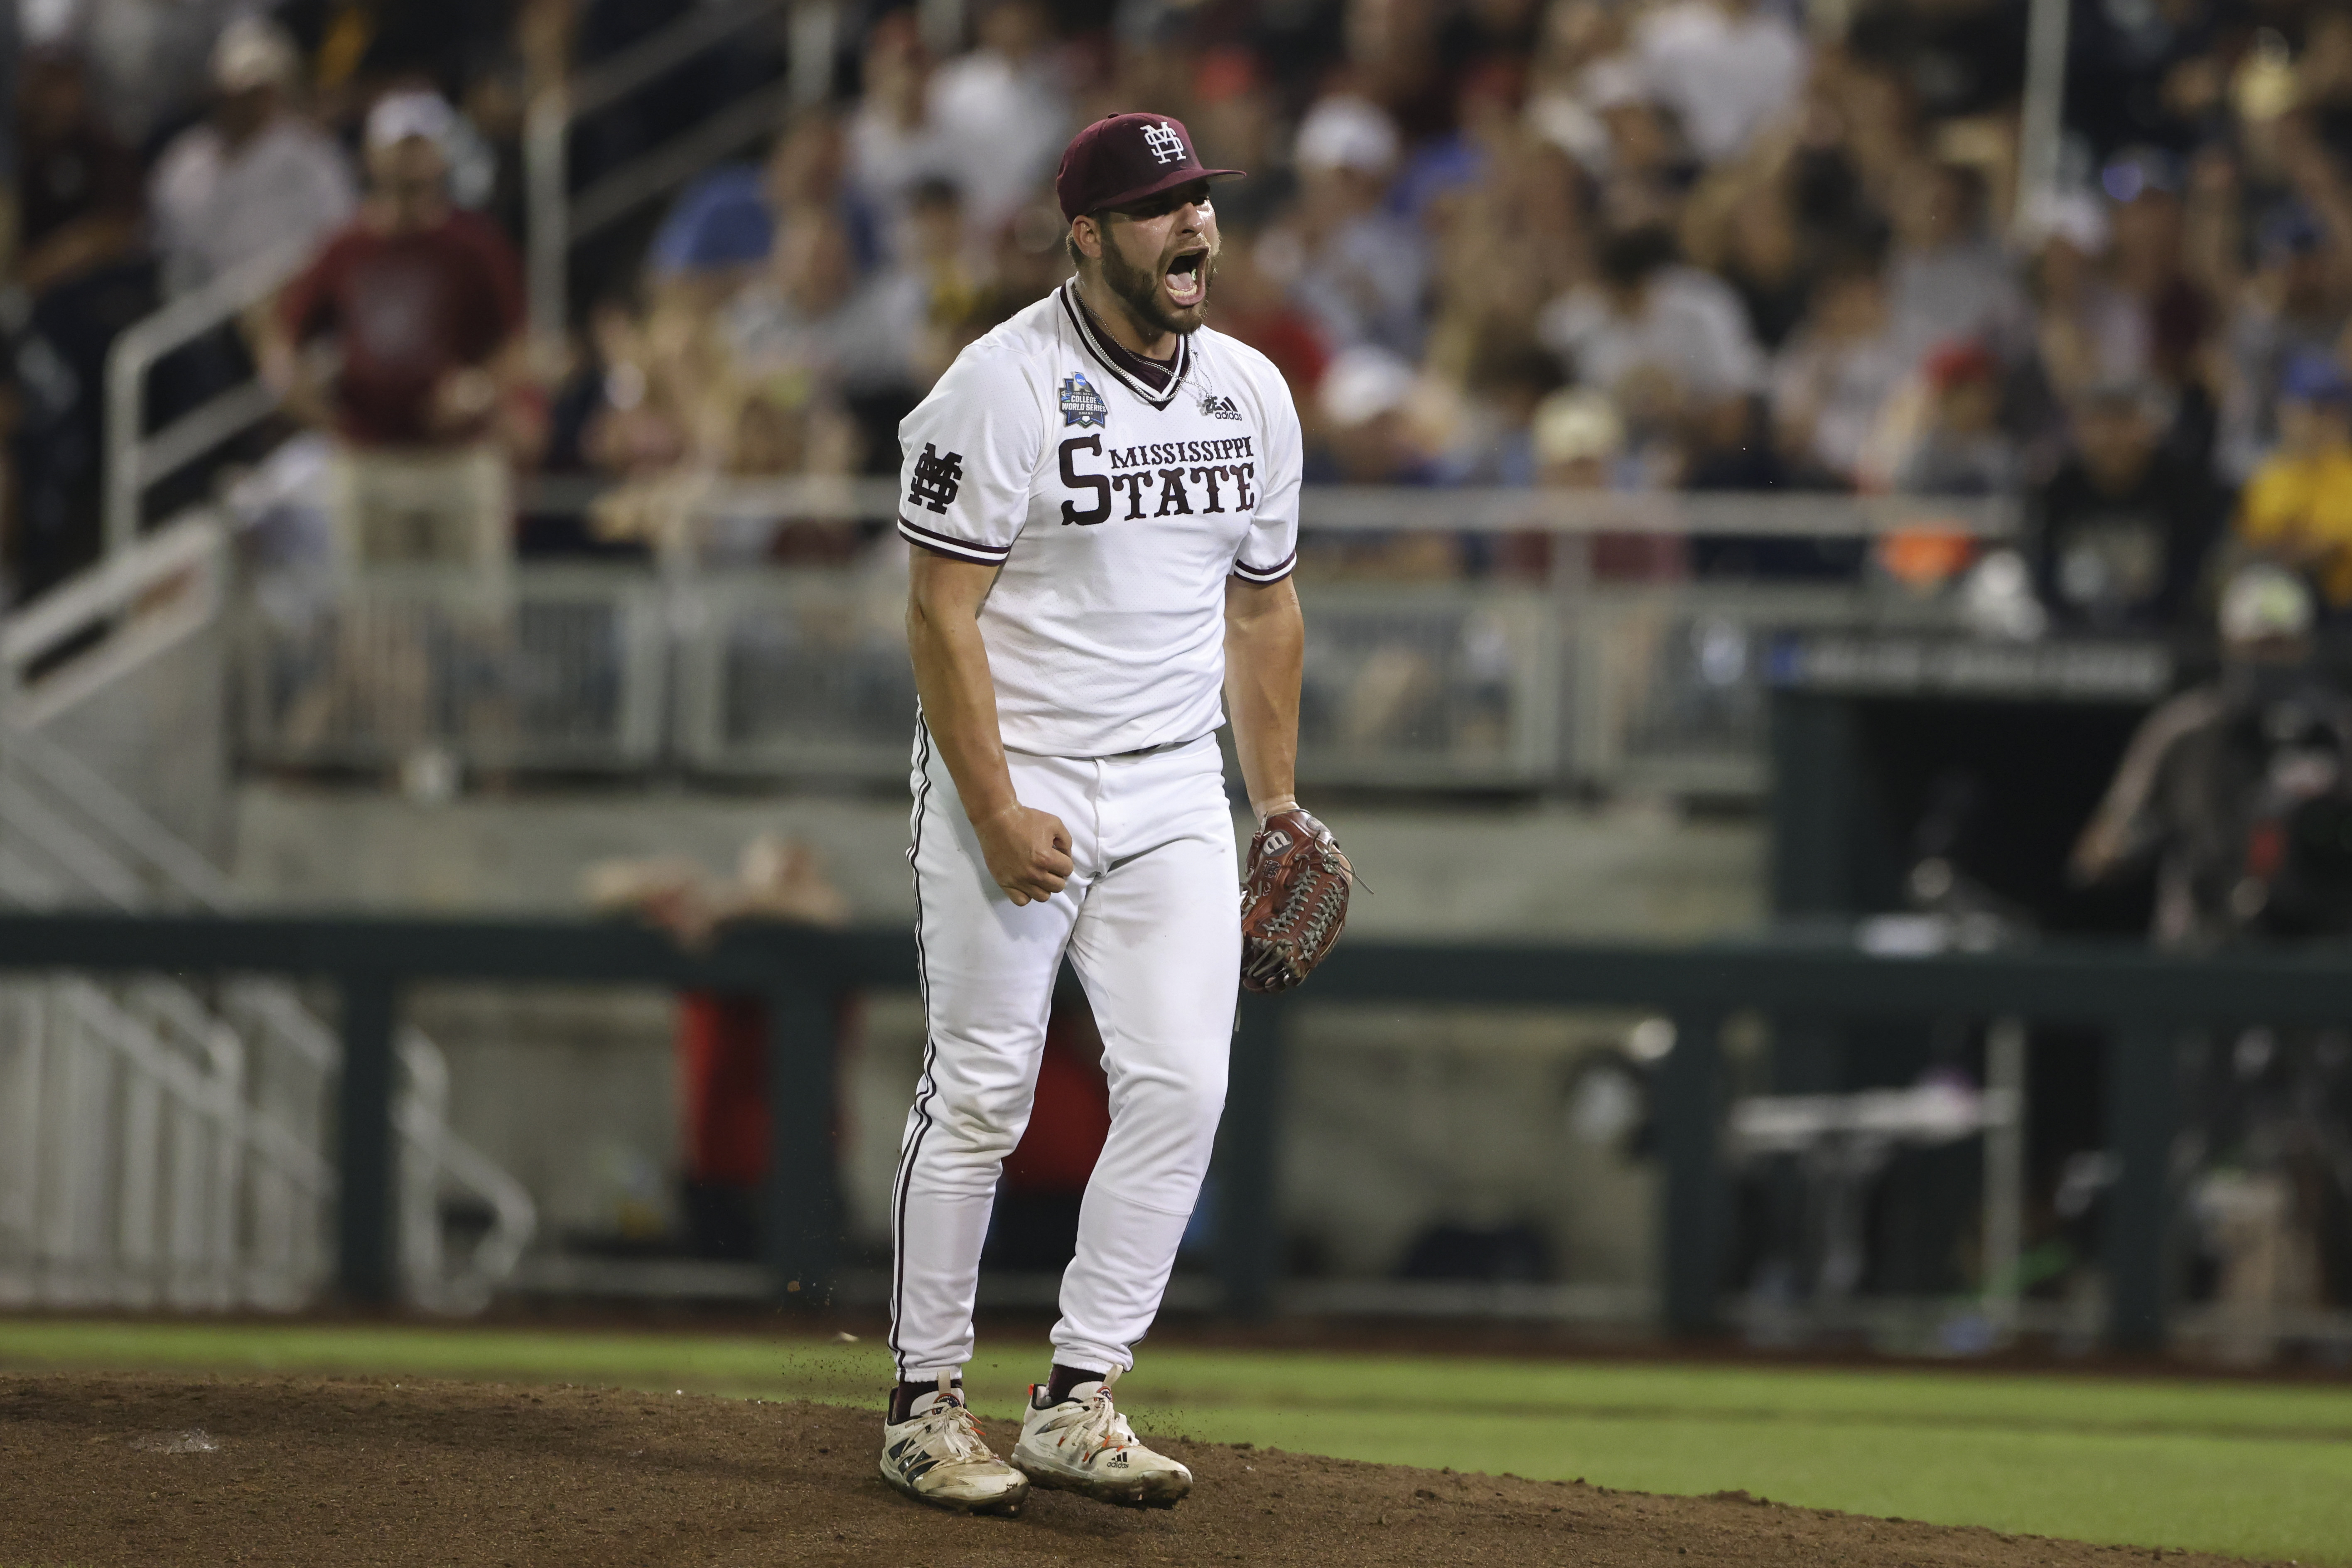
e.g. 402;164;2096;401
1766;633;2173;702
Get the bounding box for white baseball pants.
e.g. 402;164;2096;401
890;722;1239;1380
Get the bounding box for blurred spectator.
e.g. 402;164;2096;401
1888;339;2019;496
1439;335;1565;487
519;292;685;557
59;0;248;150
1538;223;1764;452
1885;161;2028;366
2027;380;2229;633
1709;175;1812;352
1683;392;1790;492
2023;192;2145;407
716;201;920;473
582;833;849;1260
2072;564;2352;948
2218;204;2351;483
2103;148;2213;392
648;111;880;307
1336;0;1456;141
1308;346;1456;582
1392;61;1526;226
1583;61;1696;228
14;50;141;300
1188;49;1292;232
1202;228;1331;399
929;0;1070;236
1524;0;1627;172
2233;349;2352;615
263;90;528;577
891;177;994;387
1846;0;2025;125
277;0;525;134
1771;260;1907;486
846;12;957;243
149;18;357;298
1532;385;1628;491
1631;0;1806;167
7;48;150;599
1282;93;1427;358
1315;346;1438;488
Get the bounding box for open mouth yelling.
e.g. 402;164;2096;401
1164;248;1210;309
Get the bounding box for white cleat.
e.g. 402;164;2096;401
878;1380;1030;1515
1011;1368;1193;1508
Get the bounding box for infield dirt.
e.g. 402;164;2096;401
0;1372;2280;1566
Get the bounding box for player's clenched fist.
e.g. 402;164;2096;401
976;803;1074;905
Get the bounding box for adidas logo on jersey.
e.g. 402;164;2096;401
1198;393;1242;421
1061;373;1110;429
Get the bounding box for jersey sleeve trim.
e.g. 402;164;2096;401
1230;549;1297;584
898;514;1013;565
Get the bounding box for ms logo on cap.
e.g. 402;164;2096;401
1142;120;1186;164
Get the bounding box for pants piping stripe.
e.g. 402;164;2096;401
889;716;940;1379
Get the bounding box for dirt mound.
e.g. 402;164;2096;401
0;1372;2268;1566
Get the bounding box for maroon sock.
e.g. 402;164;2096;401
1043;1364;1108;1406
888;1378;960;1423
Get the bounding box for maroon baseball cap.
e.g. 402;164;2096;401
1054;112;1244;220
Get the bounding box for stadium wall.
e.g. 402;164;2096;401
229;784;1755;1284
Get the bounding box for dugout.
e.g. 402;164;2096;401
1761;632;2174;1305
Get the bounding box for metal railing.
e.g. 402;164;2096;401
236;481;2026;793
0;974;332;1310
525;0;809;334
2;912;2345;1352
239;563;669;773
0;713;536;1313
101;245;308;558
2;511;230;730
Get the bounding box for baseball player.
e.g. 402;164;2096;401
879;112;1305;1514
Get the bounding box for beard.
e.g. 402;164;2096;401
1098;234;1217;340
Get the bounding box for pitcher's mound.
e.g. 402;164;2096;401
0;1373;2265;1566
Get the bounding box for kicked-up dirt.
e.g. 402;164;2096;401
0;1372;2278;1566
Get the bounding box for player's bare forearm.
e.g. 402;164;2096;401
907;551;1016;817
1224;575;1304;818
906;549;1073;904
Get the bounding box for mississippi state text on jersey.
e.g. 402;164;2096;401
896;281;1304;759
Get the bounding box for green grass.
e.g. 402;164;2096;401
5;1318;2349;1563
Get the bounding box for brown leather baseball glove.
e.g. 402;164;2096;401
1239;808;1353;993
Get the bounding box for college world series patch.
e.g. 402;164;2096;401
1061;372;1110;429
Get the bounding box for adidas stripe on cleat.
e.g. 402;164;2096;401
1010;1367;1192;1507
878;1379;1029;1514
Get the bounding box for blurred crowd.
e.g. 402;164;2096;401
19;0;2352;633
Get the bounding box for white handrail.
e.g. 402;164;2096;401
0;711;243;906
570;0;789;119
518;473;2021;538
524;0;801;335
102;243;308;556
0;707;540;1313
0;511;228;730
1;511;223;671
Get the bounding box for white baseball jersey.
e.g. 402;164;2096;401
896;281;1303;758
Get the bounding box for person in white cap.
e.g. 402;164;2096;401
2072;564;2352;946
1282;93;1426;358
260;86;525;580
149;17;357;297
257;86;528;785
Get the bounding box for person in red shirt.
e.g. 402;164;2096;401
261;88;528;575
